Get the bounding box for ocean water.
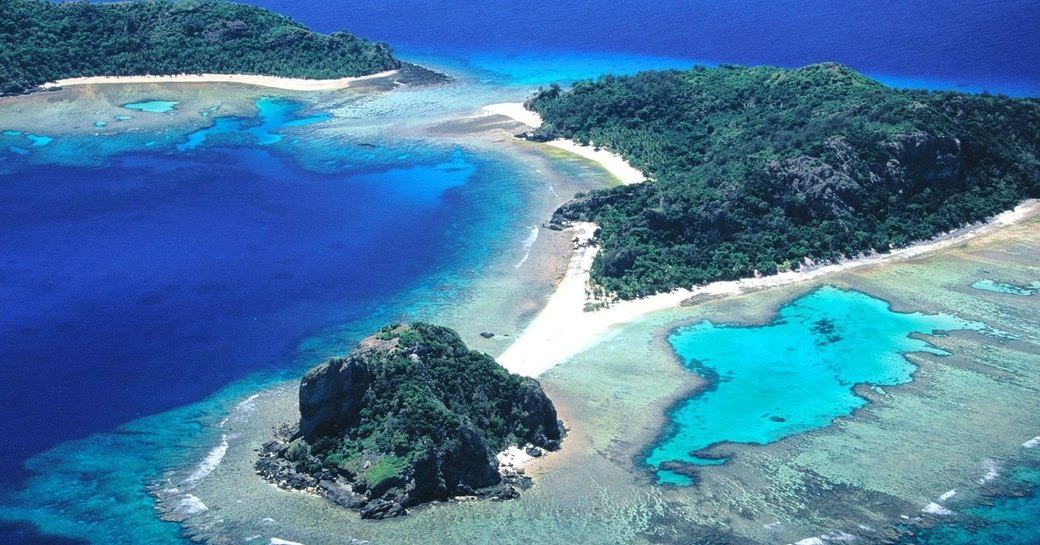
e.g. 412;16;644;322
899;456;1040;545
239;0;1040;95
646;286;998;485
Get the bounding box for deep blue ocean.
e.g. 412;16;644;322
0;146;475;479
2;1;1039;543
246;0;1040;95
0;97;538;543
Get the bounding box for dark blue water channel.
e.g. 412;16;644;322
0;105;518;489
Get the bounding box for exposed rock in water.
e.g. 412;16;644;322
257;323;564;519
395;62;452;86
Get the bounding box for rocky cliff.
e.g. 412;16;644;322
256;323;563;519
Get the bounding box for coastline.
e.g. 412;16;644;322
482;103;647;184
497;178;1040;376
40;70;400;92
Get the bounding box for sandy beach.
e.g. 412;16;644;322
497;191;1040;377
41;70;400;92
482;103;647;184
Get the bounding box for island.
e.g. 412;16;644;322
255;323;564;519
524;63;1040;299
0;0;402;96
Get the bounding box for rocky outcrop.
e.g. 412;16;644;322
767;155;865;220
297;340;381;440
257;323;564;519
885;132;965;190
768;132;967;222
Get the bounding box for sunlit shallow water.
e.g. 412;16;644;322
122;100;179;113
645;286;1003;485
971;279;1040;296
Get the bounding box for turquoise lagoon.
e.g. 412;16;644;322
177;98;330;150
971;279;1040;296
646;286;998;485
122;100;179;113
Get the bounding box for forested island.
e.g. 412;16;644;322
256;323;563;519
0;0;401;96
526;64;1040;299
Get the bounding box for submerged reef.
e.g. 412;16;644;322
256;323;563;519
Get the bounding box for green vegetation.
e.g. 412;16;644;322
526;64;1040;299
0;0;400;95
304;324;558;462
268;323;562;512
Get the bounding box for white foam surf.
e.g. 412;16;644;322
270;539;306;545
237;393;261;411
184;434;228;486
1023;436;1040;448
923;502;954;516
515;225;540;268
939;488;957;501
978;458;999;484
788;531;857;545
172;494;208;516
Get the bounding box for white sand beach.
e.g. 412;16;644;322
482;102;647;184
41;70;399;92
482;103;543;128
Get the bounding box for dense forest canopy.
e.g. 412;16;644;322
0;0;400;95
526;64;1040;299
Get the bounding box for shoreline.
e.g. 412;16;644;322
498;193;1040;377
482;103;647;184
40;70;400;92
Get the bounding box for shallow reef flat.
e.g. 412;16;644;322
544;214;1040;544
0;74;416;169
0;84;265;136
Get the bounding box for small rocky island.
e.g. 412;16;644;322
257;323;564;519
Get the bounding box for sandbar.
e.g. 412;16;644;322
481;102;647;184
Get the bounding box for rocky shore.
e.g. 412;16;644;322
254;323;564;519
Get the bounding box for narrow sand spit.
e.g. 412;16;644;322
482;102;646;184
41;70;399;92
